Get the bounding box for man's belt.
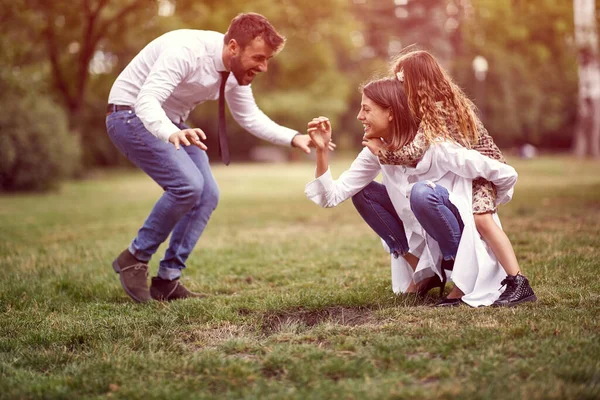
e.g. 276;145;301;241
106;104;133;115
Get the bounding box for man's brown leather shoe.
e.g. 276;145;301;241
112;249;151;303
150;277;205;301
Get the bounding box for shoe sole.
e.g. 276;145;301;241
433;298;462;307
112;259;150;303
493;294;537;307
434;301;462;308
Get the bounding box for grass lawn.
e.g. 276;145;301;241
1;155;599;399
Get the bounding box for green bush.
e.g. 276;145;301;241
0;89;81;192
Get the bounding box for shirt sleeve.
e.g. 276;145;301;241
225;85;299;147
305;148;381;208
472;117;506;163
432;142;518;205
134;46;196;143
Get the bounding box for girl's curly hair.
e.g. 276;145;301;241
392;50;479;148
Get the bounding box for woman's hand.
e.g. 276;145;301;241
307;117;332;151
362;136;387;156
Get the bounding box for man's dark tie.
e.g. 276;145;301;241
218;71;231;165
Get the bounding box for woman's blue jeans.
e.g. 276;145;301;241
352;181;410;258
106;110;219;280
352;181;464;261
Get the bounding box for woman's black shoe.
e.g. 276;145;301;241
416;275;445;297
434;297;462;307
441;259;455;271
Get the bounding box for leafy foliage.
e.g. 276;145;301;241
0;77;81;192
0;0;592;185
458;0;577;147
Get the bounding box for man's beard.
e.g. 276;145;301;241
230;56;258;86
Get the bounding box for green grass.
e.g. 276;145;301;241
0;155;599;399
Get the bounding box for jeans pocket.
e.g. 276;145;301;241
106;116;132;158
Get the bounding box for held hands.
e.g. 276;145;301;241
293;117;336;153
168;128;207;151
291;134;313;154
306;117;333;151
168;125;336;154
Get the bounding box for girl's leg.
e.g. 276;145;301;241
474;213;520;276
474;214;537;306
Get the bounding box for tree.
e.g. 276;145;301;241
457;0;576;148
2;0;362;164
1;0;585;171
573;0;600;158
10;0;157;122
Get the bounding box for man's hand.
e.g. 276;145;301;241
291;134;313;154
292;131;336;154
168;128;207;151
293;133;337;154
362;136;386;156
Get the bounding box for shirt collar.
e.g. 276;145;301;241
213;35;228;73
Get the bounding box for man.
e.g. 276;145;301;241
105;13;318;302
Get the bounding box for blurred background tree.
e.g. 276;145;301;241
573;0;600;158
0;0;595;191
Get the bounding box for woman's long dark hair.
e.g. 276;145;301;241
361;78;418;150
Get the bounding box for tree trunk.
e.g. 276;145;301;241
41;0;147;133
573;0;600;158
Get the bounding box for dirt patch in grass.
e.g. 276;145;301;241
262;306;375;334
181;323;250;350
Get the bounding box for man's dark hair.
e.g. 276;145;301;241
224;13;286;52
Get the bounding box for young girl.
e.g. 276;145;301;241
305;78;519;307
369;50;535;307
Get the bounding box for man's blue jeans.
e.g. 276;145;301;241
352;181;464;261
106;110;219;280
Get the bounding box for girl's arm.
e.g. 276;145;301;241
471;116;506;163
430;142;518;205
378;128;430;167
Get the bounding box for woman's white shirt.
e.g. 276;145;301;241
305;141;518;307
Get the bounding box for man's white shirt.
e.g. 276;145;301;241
108;29;298;145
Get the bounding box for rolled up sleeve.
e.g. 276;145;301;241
305;149;381;208
134;46;196;143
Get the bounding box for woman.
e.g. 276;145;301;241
375;50;535;307
305;78;518;307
